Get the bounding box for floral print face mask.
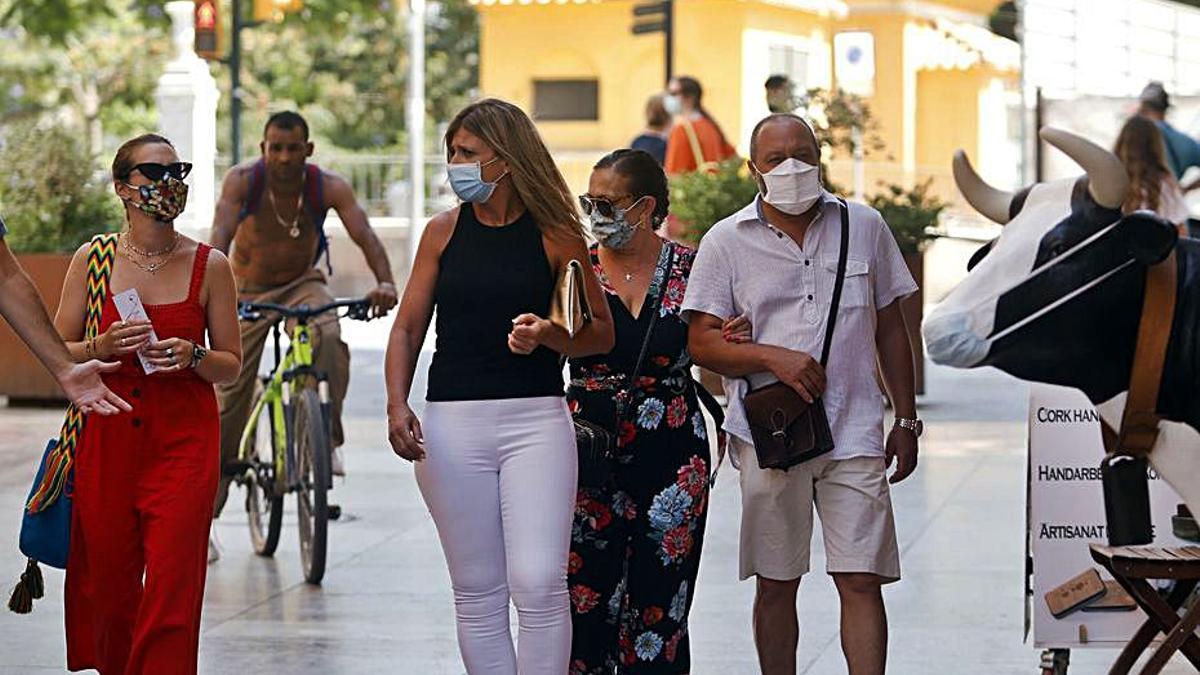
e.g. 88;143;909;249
123;176;189;223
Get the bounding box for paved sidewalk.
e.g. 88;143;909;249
0;326;1192;673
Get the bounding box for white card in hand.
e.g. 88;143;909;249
111;288;160;374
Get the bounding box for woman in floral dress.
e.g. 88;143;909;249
567;149;746;674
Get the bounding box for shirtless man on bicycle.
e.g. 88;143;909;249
209;111;398;560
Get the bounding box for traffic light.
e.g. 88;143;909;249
253;0;303;23
194;0;220;60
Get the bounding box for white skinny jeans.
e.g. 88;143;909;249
417;396;577;675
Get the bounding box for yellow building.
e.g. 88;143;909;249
471;0;1021;202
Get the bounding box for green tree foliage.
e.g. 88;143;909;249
426;0;479;126
0;121;122;253
1;3;169;157
669;159;760;245
2;0;480;157
226;0;478;155
0;6;168;158
0;0;165;45
867;179;947;256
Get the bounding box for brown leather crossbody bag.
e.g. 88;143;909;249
743;199;849;470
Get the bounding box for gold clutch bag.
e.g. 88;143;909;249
549;259;593;338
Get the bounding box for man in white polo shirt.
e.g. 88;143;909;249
0;215;129;415
683;114;920;675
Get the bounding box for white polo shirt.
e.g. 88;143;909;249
681;192;917;464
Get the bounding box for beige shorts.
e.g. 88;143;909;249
734;437;900;583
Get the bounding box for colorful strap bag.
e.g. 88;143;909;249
8;233;117;614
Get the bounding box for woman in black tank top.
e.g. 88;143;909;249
384;99;614;675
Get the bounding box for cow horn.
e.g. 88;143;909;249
1039;126;1127;210
952;150;1012;225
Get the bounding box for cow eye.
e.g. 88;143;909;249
967;240;994;271
1049;242;1070;259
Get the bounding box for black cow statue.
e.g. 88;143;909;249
923;126;1200;521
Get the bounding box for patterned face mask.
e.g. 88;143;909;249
123;176;189;223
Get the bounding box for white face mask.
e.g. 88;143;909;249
663;94;683;116
754;158;821;215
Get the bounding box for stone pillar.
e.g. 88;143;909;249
155;1;220;237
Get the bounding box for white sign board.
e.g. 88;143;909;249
833;31;875;97
1029;383;1187;647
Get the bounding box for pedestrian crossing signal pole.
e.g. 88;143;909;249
226;0;303;164
230;0;244;164
631;0;673;85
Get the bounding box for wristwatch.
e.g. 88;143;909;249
894;417;924;438
189;342;209;370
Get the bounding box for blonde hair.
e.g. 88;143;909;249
444;99;583;243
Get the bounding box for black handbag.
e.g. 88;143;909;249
1101;454;1153;546
575;246;674;487
743;199;849;471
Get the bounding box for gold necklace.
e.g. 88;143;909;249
120;233;180;275
267;173;305;239
123;231;180;258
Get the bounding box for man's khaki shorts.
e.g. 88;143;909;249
734;437;900;583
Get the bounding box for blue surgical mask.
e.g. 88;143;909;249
589;197;645;249
448;157;506;203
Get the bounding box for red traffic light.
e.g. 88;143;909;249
195;0;220;60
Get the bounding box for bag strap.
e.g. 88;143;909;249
1100;249;1177;458
818;199;851;367
693;381;730;486
694;383;724;430
238;159;267;223
680;118;706;169
26;233;117;513
304;164;334;274
83;233;117;340
616;244;676;424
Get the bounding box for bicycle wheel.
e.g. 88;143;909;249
294;386;330;584
245;383;284;557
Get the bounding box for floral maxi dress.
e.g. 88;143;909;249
567;240;711;674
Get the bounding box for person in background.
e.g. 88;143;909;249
663;76;737;176
0;216;130;415
1114;115;1190;234
1138;81;1200;189
58;133;242;675
385;98;615;675
630;94;672;166
765;74;796;114
683;113;920;675
209;111;398;562
567;148;750;674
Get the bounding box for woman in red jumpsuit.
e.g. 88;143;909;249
53;134;242;675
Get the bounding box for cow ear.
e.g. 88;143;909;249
1117;210;1178;264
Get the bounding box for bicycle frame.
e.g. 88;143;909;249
237;320;330;493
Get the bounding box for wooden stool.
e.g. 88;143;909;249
1089;545;1200;674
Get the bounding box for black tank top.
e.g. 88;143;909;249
426;205;564;401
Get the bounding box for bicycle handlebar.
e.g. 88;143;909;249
238;297;373;323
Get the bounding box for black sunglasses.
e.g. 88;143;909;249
579;194;641;219
131;162;193;182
